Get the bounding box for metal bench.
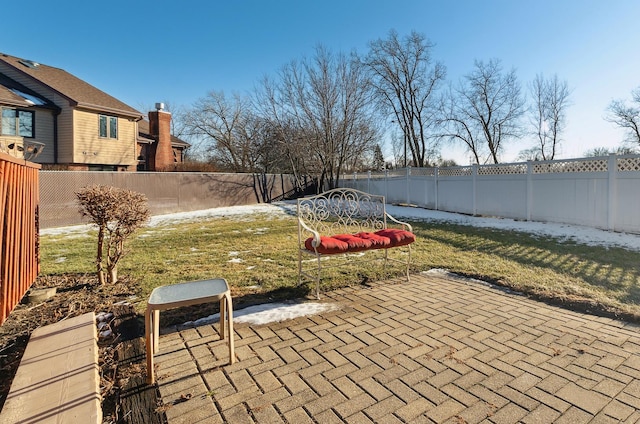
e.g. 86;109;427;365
297;188;416;298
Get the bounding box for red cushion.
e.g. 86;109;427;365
305;236;349;254
332;233;373;252
374;229;416;247
354;232;392;249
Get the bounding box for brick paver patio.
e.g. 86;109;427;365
154;272;640;423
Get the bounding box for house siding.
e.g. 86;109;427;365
73;109;136;166
56;107;74;163
32;107;55;163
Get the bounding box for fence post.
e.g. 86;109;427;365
434;167;439;210
472;164;478;216
526;161;533;221
367;170;371;193
384;169;388;202
608;154;617;231
424;168;430;209
406;166;411;205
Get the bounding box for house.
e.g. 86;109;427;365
0;52;188;171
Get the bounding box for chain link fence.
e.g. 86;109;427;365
40;171;299;229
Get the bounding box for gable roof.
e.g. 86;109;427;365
0;53;142;119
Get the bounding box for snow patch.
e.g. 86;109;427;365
182;302;341;327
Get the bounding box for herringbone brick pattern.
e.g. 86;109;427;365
155;273;640;423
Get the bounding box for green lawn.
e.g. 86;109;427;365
40;210;640;321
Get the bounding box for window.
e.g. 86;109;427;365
99;114;118;139
109;116;117;139
1;108;34;138
88;165;117;171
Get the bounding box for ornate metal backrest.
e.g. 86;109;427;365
297;188;387;235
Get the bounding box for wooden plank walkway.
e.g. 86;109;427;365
0;312;101;424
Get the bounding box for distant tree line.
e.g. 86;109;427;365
164;29;639;189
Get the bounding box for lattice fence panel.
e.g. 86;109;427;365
350;173;370;180
617;157;640;172
385;169;407;178
368;171;387;179
533;159;608;174
438;167;472;177
410;167;436;177
478;163;527;175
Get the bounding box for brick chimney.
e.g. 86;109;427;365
148;103;174;171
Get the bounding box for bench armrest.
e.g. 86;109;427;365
298;217;321;247
386;213;413;233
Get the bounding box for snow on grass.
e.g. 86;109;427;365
40;201;640;326
385;204;640;252
42;201;640;251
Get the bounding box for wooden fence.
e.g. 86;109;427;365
0;153;40;324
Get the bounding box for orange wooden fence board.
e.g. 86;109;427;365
0;153;40;324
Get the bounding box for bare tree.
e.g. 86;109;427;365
256;46;379;190
606;87;640;145
442;59;525;164
254;76;312;190
584;145;638;157
182;91;261;171
528;74;570;160
516;147;543;162
363;30;446;167
390;130;405;168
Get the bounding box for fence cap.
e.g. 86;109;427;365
0;152;42;169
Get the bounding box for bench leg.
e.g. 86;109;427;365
298;249;303;286
405;244;412;282
383;248;389;277
315;255;322;300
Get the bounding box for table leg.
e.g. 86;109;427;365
145;306;154;384
226;293;235;364
153;309;160;353
219;297;226;339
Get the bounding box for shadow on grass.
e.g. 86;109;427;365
414;222;640;323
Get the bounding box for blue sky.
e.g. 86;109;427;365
3;0;639;164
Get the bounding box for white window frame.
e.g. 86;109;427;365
99;114;118;139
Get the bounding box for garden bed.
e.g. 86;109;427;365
0;274;145;423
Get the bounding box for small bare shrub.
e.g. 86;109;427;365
76;185;150;284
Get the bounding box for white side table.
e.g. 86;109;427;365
145;278;235;384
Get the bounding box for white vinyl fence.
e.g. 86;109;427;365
339;154;640;235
